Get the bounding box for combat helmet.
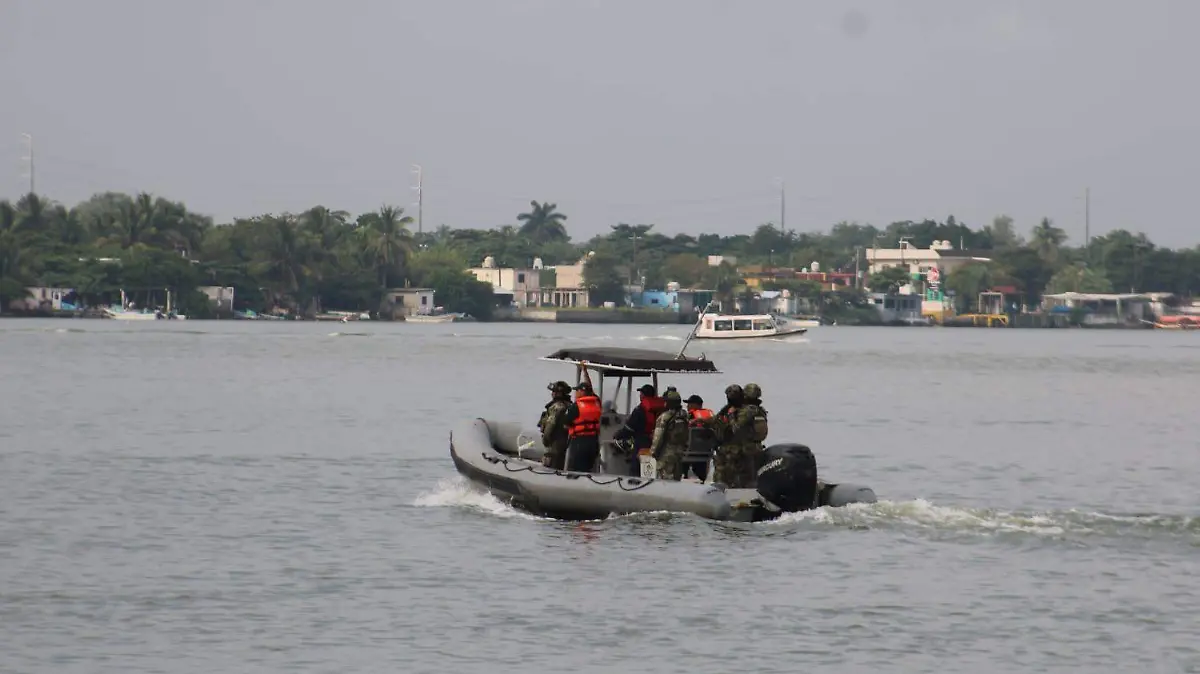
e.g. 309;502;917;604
724;384;744;398
548;380;572;395
743;383;762;400
663;389;683;407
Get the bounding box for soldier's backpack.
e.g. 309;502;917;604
749;405;769;443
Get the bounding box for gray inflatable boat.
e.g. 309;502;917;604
450;417;876;522
448;343;877;522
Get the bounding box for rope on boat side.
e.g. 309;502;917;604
486;453;657;491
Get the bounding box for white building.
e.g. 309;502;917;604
23;287;76;311
468;256;541;307
866;240;991;278
866;292;925;324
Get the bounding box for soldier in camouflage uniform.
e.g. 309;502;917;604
740;382;769;475
649;390;691;480
538;380;572;469
742;383;769;448
712;384;758;488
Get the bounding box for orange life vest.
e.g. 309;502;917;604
641;396;666;434
689;408;714;426
569;395;602;438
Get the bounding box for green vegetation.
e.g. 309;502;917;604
2;190;1199;319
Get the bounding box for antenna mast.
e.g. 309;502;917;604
411;164;423;235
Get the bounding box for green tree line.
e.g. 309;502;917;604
3;191;1199;319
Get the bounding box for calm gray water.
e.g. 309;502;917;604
1;319;1198;674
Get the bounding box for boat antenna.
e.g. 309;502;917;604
676;301;714;359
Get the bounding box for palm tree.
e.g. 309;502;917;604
300;206;350;242
92;192;193;250
0;199;39;309
0;200;35;280
360;205;414;289
14;193;51;238
299;205;352;273
1031;217;1067;262
253;214;313;298
517;201;568;244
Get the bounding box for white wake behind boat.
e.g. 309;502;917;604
693;313;808;341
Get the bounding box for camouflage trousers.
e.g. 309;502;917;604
655;446;687;481
541;441;568;470
712;443;763;489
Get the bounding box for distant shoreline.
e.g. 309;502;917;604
0;311;1159;329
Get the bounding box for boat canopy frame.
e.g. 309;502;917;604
541;346;721;417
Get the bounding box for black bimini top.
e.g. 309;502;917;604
542;347;721;375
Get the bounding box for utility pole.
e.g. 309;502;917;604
776;177;786;237
854;245;862;289
1084;186;1090;250
411;164;423;235
20;133;34;195
629;233;640;287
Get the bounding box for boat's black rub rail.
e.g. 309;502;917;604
479;452;658;493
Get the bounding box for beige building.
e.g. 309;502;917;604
540;254;591;308
468;256;541;307
384;287;436;316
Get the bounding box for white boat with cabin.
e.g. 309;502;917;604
694;313;808;340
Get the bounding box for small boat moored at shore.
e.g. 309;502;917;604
449;343;876;522
1144;315;1200;330
102;289;186;320
406;311;471;323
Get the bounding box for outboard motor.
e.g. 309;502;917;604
755;443;818;513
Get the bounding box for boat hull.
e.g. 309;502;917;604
103;310;161;320
406;314;457;323
449;417;875;521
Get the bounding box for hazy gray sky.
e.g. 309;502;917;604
2;0;1198;246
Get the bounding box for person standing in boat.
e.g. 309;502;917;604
684;394;716;482
538;381;573;469
612;384;667;475
564;368;603;472
712;384;764;488
741;383;769;447
649;390;691;480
